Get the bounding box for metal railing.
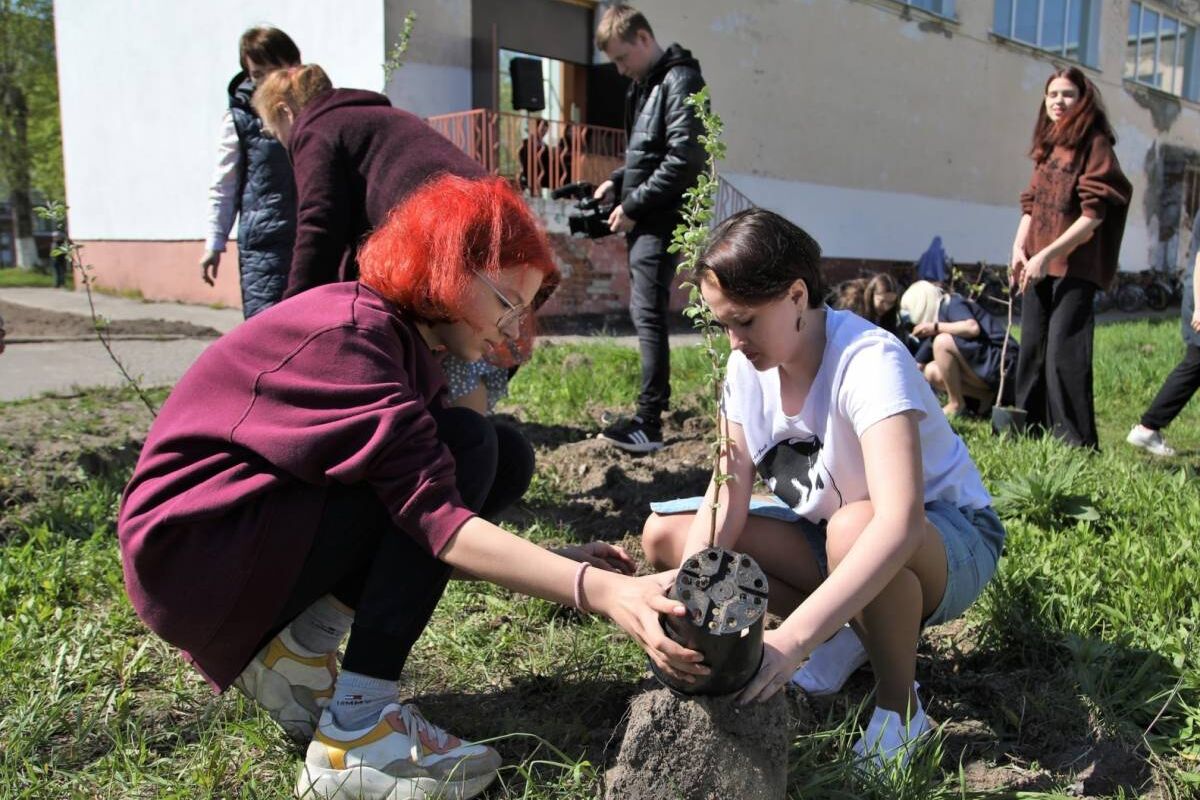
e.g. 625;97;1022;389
426;109;627;195
712;177;755;226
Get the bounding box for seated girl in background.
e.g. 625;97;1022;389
641;209;1005;771
902;280;1019;417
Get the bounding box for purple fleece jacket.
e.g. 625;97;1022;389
117;283;475;691
285;88;485;297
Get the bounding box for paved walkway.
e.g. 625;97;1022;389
0;286;1181;402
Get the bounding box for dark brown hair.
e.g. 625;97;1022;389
1030;66;1115;162
697;208;825;308
596;4;654;49
239;26;301;72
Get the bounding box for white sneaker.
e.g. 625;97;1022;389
790;625;869;696
296;703;501;799
1126;425;1177;457
234;628;337;743
852;700;933;773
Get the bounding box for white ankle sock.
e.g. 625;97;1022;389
854;688;932;769
791;625;868;695
288;595;353;655
330;670;398;731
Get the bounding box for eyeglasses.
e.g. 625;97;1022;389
475;271;531;338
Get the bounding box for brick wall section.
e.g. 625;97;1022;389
530;197;913;321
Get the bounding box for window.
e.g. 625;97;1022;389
899;0;956;19
1125;2;1198;99
993;0;1100;66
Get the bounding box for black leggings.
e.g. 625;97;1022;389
265;406;535;680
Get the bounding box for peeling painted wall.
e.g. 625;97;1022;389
633;0;1200;270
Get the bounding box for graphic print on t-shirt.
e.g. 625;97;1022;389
757;435;843;513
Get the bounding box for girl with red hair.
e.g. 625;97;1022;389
1009;67;1131;449
118;175;703;800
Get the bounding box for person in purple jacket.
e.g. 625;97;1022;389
117;175;704;800
255;63;517;415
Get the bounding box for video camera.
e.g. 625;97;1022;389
551;181;615;239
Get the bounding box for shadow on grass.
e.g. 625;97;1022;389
413;674;640;778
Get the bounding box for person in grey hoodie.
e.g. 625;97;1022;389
593;4;706;453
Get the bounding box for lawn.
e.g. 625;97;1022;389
0;267;57;288
0;319;1197;798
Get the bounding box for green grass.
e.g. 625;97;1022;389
2;321;1199;798
0;267;57;288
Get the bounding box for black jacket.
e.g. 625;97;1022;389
611;44;706;230
227;72;297;318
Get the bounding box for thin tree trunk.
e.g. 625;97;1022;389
7;82;37;269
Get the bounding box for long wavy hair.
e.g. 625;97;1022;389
1030;66;1115;162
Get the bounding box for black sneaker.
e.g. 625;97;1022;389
598;415;664;453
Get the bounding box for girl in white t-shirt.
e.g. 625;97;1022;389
643;209;1005;771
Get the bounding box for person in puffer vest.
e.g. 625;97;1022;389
200;26;301;319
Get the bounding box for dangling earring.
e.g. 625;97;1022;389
795;313;805;332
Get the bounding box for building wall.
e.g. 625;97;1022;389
383;0;473;117
635;0;1200;269
55;0;386;243
56;0;1200;316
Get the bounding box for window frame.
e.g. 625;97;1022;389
992;0;1102;68
896;0;957;21
1125;1;1200;101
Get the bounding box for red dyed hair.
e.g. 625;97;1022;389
1030;66;1116;163
358;175;558;322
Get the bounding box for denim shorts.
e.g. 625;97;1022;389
648;496;1006;629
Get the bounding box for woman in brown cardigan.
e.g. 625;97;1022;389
1009;67;1131;449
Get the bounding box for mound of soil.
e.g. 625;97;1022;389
0;299;220;340
605;686;809;800
512;410;713;541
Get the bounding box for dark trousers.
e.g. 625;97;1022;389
266;406;535;681
627;229;677;422
1015;275;1099;449
1141;344;1200;430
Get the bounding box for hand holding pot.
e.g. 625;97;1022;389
736;628;807;704
597;570;710;684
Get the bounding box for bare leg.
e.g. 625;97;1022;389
824;501;947;719
932;333;967;414
923;362;945;395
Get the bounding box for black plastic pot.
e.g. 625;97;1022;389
991;405;1028;436
650;547;768;696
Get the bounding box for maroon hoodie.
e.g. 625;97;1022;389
117;282;474;690
285;89;486;297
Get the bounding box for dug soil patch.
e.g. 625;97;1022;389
0;299;220;340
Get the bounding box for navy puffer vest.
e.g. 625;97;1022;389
228;73;296;318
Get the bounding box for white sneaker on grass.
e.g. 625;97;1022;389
233;628;337;743
296;703;501;800
1126;425;1177;457
852;699;933;773
790;624;869;696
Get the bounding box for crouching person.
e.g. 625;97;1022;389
117;176;703;800
640;209;1006;773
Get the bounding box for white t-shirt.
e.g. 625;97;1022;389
723;307;991;526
